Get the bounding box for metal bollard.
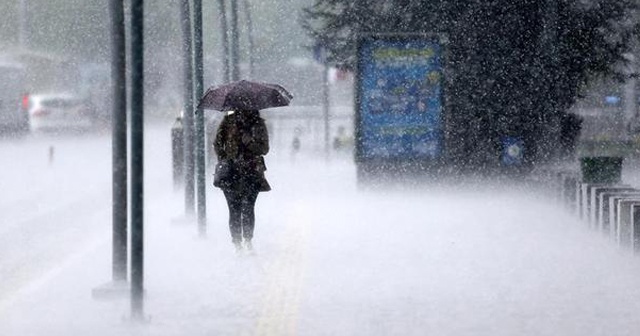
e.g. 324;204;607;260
48;145;54;166
590;185;629;230
562;174;578;212
596;187;636;232
171;116;184;190
617;199;640;247
632;204;640;253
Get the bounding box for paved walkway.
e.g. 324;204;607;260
4;151;640;335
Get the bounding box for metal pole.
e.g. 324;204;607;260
217;0;230;82
19;0;28;48
323;63;330;160
625;56;638;122
109;0;127;283
181;0;195;218
230;0;240;81
130;0;144;320
243;0;255;79
541;0;560;161
193;0;207;236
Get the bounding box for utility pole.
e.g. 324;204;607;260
625;38;639;122
243;0;255;78
181;0;195;218
110;0;128;283
230;0;240;81
541;0;560;161
315;42;331;161
19;0;28;48
130;0;145;321
217;0;230;82
193;0;207;236
322;59;330;161
92;0;129;302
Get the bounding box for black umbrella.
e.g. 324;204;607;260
197;80;293;111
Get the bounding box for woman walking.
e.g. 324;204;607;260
213;109;270;252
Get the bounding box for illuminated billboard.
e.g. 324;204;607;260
356;34;444;161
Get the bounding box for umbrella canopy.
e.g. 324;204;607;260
197;80;293;111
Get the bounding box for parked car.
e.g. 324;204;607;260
28;93;94;133
0;62;29;135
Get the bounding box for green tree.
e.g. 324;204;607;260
302;0;638;169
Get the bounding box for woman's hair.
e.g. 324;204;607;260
237;109;259;114
237;109;260;119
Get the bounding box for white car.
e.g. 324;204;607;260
28;93;94;133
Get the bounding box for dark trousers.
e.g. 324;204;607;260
223;189;259;243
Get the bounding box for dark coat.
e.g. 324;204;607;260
214;110;271;192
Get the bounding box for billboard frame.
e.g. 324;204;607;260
354;32;450;182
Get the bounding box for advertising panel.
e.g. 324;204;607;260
356;34;444;161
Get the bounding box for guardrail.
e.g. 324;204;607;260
534;157;640;253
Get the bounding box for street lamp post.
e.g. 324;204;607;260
217;0;230;82
193;0;207;236
541;0;561;161
92;0;129;303
243;0;255;78
130;0;145;320
109;0;128;284
230;0;240;81
19;0;28;48
181;0;196;218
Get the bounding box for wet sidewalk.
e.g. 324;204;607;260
4;159;640;336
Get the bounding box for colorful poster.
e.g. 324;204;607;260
357;36;443;160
